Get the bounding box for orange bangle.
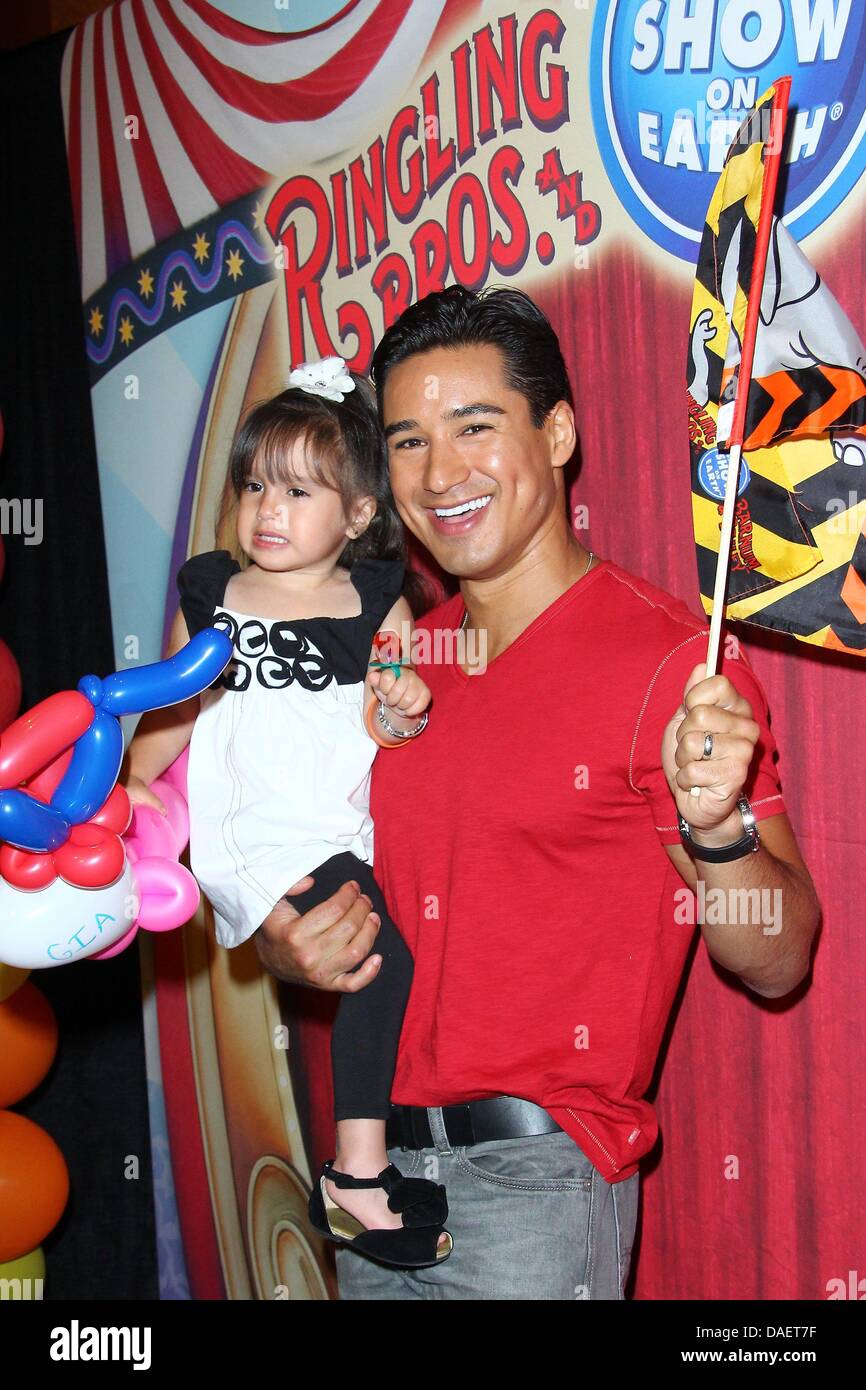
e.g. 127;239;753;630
364;697;417;749
365;697;400;748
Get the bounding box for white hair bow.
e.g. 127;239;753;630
288;356;356;402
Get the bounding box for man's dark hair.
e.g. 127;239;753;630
370;284;574;429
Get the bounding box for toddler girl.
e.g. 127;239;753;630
122;357;451;1268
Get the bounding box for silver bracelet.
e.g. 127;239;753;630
376;701;428;740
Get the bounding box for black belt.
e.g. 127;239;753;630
386;1096;562;1150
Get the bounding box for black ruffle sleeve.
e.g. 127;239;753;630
350;556;406;628
176;549;240;638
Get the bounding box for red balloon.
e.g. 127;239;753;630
0;639;21;733
54;822;124;888
0;1111;69;1262
92;781;132;835
0;983;58;1107
0;691;93;789
0;844;56;890
24;746;74;802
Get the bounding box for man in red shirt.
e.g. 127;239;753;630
256;286;819;1300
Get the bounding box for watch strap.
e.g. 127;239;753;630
677;795;760;863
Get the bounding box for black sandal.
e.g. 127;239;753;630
308;1160;453;1269
384;1169;449;1227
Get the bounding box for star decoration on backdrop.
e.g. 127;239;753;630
170;279;188;312
192;231;210;264
83;190;279;384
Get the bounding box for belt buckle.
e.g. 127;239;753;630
442;1102;473;1149
394;1105;424;1151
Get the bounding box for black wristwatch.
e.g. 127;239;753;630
677;794;760;863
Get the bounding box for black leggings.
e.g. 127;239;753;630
285;851;413;1122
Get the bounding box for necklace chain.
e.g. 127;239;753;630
459;550;594;632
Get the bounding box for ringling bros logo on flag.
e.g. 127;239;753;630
590;0;866;261
261;9;601;367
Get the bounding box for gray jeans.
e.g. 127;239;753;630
336;1107;640;1300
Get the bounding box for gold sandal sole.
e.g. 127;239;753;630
321;1177;452;1260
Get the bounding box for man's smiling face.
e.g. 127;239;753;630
382;343;572;580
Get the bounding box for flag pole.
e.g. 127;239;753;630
703;441;743;679
689;77;791;797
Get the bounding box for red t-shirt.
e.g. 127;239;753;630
370;559;786;1182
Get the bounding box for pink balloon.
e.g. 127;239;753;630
149;779;189;850
122;775;190;864
90;856;199;959
125;802;161;846
90;858;199;959
130;857;199;933
90;760;198;959
89;922;140;961
125;803;175;860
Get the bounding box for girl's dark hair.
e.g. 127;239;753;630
218;371;429;614
369;284;574;427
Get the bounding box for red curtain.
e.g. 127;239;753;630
537;230;865;1300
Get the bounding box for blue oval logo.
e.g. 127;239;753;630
590;0;866;260
698;447;751;500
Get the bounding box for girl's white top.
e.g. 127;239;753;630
178;549;404;948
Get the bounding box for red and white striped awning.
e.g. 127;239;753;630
62;0;472;299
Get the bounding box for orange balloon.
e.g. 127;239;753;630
0;983;59;1106
0;1111;69;1261
0;961;29;1002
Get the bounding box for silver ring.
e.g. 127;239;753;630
702;732;714;759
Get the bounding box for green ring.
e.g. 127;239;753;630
369;660;403;679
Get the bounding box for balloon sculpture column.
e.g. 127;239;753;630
0;503;55;1291
0;626;231;1289
0;965;65;1289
